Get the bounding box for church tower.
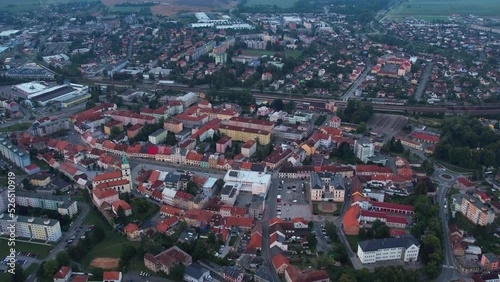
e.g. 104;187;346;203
121;152;132;187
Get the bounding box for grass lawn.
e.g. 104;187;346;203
0;240;53;259
244;0;298;8
25;262;38;276
33;159;50;171
286;49;303;59
0;122;32;133
387;0;500;20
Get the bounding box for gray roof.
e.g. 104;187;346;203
358;235;420;252
164;173;180;184
1;214;59;226
184;263;208;279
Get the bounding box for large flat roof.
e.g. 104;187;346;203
224;170;271;185
15;82;48;94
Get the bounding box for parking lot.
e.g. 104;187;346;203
368;113;408;140
0;251;40;273
65;224;94;247
276;179;312;221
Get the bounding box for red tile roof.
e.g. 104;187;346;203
412;133;440;143
124;223;139;233
103;271;121;281
272;254;290;270
92;188;118;200
93;171;122;182
112;200;131;212
370;201;414;212
160;205;182;216
156;217;178;233
53;266;71;279
223;216;253;228
457;177;474;187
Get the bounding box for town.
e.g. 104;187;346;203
0;0;500;282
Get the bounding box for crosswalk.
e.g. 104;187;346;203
442;265;455;269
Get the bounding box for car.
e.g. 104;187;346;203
81;236;86;239
292;200;298;203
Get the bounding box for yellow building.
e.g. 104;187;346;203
219;124;271;145
30;172;51;187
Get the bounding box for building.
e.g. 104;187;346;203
224;117;274;132
106;110;156;126
92;188;119;209
0;134;31;168
127;124;144;139
0;214;62;242
456;177;476;192
223;170;272;195
123;223;140;240
284;266;330;282
183;263;209;282
309;172;345;202
103;271;122;282
241;140;256;158
222;266;244;282
144;246;192;275
459;194;496;226
53;266;72;282
219;124;271;145
357;236;420;264
92;153;132;193
354;139;374;163
112;200;132;216
16;191;78;217
481;253;500;271
216;135;232;153
149;129;169;145
32;117;70;136
29;172;51;187
104;121;123;136
164;120;183;134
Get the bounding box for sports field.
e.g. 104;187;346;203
244;0;298;9
387;0;500;20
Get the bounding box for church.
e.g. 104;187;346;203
92;153;133;193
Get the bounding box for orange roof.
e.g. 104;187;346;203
124;223;139;233
95;179;129;189
93;170;122;182
342;205;361;230
156;217;178;233
53;266;71;279
272;254;290;270
92;188;118;200
247;232;262;249
292;218;308;225
268;218;285;226
160;205;182;216
103;271;121;281
112;200;131;211
223;216;253;228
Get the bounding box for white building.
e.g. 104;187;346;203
220;183;241;206
149;129;169;145
309;172;345;202
357;236;420;264
223;170;271;195
354;140;374;163
15;191;78;218
0;214;62;242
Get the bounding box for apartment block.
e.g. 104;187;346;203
15;191;78;218
0;134;31;168
459;194;496;226
357;236;420;264
0;214;62;242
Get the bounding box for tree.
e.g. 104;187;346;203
169;264;185;280
109;126;122;140
56;251;70;267
11;264;26;282
186;181;199;196
307;233;317;251
356;121;367;133
43;260;59;277
414;181;428;195
165;131;177;146
270;99;285;111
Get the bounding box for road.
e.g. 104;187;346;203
414;62;433;101
261;174;280;282
342;61;372;99
25;202;91;282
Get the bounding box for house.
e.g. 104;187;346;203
160;205;182;217
184;263;209;282
103;271;122;282
144;246;192;275
216;135;232;153
272;254;290;274
53;266;72;282
284;266;330;282
123;223;140;240
481;253;500;271
456;177;476;192
222;266;244;282
111;200;132;216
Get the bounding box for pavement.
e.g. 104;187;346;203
25;202;91;282
414;62;433;101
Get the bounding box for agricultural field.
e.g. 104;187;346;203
0;0;98;13
386;0;500;21
244;0;298;9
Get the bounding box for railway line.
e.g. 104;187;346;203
83;79;500;115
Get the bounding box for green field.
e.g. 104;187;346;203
0;0;98;12
387;0;500;20
109;6;144;13
244;0;298;9
0;122;32;133
242;50;275;56
81;208;140;268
